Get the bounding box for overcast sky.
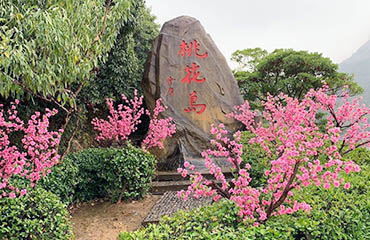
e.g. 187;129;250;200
145;0;370;68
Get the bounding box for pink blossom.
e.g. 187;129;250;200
92;94;176;150
177;86;366;224
1;102;61;198
142;99;176;150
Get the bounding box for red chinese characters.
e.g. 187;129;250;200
167;39;208;114
184;91;206;114
178;40;208;58
167;77;174;96
181;63;206;84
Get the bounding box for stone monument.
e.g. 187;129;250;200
143;16;244;170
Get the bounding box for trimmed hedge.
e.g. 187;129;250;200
119;199;299;240
0;187;73;240
40;144;156;204
39;154;79;206
119;199;249;240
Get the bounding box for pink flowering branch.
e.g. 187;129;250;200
92;93;175;150
179;86;366;224
142;99;176;150
91;90;145;145
0;100;62;199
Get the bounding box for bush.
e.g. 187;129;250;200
119;199;248;240
286;163;370;239
344;146;370;166
39;155;79;206
75;144;156;202
240;131;271;188
41;144;156;204
119;199;299;240
0;187;73;240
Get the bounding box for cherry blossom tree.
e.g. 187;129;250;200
142;99;176;150
178;85;366;224
92;90;145;145
0;100;62;198
92;92;176;150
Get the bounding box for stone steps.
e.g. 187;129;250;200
151;180;193;195
153;167;234;181
151;179;233;194
150;160;235;194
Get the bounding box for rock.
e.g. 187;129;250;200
143;16;244;170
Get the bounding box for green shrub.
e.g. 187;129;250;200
39;155;79;206
42;144;156;204
119;199;298;240
344;146;370;166
240;131;271;188
72;147;117;202
0;187;73;240
286;163;370;239
75;145;156;202
119;199;246;240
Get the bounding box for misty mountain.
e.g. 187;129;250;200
339;39;370;104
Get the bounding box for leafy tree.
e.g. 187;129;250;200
0;0;159;155
232;48;362;108
0;0;135;152
231;48;268;72
83;0;160;104
0;0;133;109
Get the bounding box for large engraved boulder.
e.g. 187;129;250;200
143;16;244;170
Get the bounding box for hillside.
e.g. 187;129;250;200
339;39;370;104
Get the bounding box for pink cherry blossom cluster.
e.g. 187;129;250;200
92;93;175;150
92;90;145;144
142;99;176;150
179;86;366;224
0;100;62;198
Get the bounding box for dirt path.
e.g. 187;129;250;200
71;195;161;240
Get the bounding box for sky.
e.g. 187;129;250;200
145;0;370;68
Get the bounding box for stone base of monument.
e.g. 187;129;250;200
151;158;234;194
142;191;213;226
184;156;234;171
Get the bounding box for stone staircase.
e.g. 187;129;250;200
150;167;234;194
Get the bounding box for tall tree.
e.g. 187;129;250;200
231;48;268;72
0;0;159;154
1;0;133;109
232;48;362;108
83;0;159;104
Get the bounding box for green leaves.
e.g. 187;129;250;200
231;48;268;72
83;0;159;103
41;144;156;204
0;187;73;239
232;48;362;109
0;0;134;107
